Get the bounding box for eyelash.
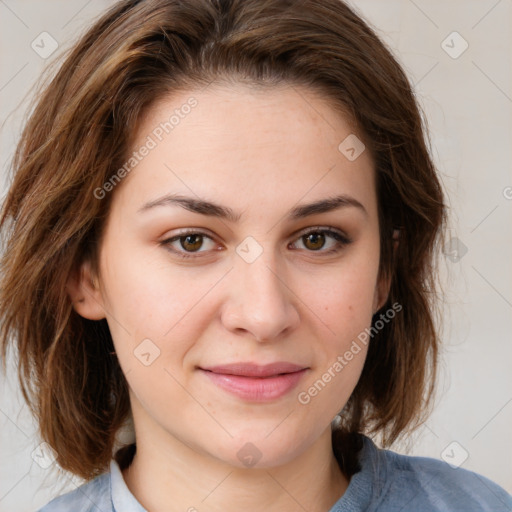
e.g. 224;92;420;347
160;227;352;260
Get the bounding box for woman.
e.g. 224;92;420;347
1;0;510;510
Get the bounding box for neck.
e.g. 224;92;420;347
122;426;349;512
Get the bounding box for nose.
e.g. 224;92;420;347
220;248;300;342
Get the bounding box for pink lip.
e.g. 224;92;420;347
199;362;309;402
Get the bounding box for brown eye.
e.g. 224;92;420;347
180;234;204;252
291;228;352;255
161;230;217;258
303;232;326;251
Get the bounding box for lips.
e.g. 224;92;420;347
201;362;307;378
198;362;309;402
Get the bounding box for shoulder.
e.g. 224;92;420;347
36;472;111;512
370;441;512;511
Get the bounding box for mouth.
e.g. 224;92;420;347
198;362;309;402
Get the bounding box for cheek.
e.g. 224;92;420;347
296;272;374;417
98;244;205;365
100;238;197;325
313;262;378;343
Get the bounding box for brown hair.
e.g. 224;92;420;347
0;0;446;480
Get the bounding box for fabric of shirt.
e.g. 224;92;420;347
37;435;512;512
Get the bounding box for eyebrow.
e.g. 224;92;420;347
138;193;368;221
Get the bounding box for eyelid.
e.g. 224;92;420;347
291;225;350;241
160;228;219;254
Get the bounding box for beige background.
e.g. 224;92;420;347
1;0;511;510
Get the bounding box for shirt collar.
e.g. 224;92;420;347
328;435;387;511
110;458;147;511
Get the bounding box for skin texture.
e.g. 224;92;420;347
67;83;391;512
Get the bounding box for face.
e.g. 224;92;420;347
71;83;389;469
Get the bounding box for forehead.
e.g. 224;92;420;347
135;82;363;155
114;83;377;220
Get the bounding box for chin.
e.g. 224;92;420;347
204;432;309;470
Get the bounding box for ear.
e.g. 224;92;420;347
372;229;400;314
372;272;392;314
66;259;106;320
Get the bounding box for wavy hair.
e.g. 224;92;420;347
0;0;447;480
